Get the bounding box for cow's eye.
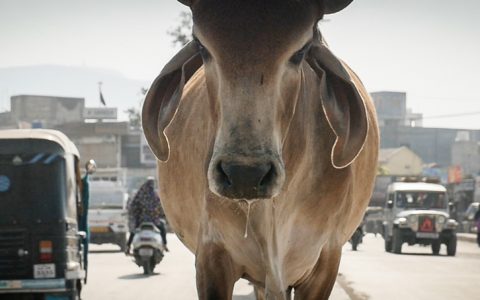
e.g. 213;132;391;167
193;37;211;60
290;42;312;65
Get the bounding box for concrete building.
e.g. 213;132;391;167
379;122;480;170
371;91;423;127
55;121;128;169
121;129;158;191
379;146;423;176
371;91;480;172
451;131;480;176
10;95;85;127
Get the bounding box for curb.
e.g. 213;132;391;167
457;233;476;243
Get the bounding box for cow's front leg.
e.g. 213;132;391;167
196;242;240;300
293;246;342;300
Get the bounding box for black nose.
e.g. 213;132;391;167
215;161;277;199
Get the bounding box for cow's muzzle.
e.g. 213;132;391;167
209;158;285;200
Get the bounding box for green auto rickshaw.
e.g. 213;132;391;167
0;129;92;300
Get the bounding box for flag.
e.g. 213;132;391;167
99;90;106;106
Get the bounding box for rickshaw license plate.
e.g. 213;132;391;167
416;232;439;239
139;248;154;256
34;264;56;279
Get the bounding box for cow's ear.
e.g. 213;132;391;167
306;29;368;169
323;0;354;14
142;41;203;162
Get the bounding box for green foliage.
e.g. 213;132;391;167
167;11;193;48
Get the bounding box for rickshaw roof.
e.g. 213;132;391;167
0;129;80;157
388;182;446;193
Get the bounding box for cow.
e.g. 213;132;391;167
142;0;379;299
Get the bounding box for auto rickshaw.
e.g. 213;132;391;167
0;129;93;300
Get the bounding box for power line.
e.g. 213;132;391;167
422;111;480;119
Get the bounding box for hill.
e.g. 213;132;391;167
0;65;150;120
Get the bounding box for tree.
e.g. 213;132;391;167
167;11;193;48
125;107;141;130
125;88;147;130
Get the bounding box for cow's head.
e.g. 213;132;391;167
143;0;367;200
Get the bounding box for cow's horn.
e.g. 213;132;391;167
177;0;194;6
324;0;354;14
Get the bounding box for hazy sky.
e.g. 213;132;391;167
1;0;479;129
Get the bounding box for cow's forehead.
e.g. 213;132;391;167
192;0;320;55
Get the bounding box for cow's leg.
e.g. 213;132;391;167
254;286;266;300
293;246;342;300
196;242;239;300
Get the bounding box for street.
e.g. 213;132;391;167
83;233;479;300
338;234;480;300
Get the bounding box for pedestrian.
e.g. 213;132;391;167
474;208;480;247
78;159;96;283
125;177;168;254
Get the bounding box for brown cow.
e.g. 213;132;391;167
142;0;379;299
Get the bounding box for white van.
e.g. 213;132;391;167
88;181;128;251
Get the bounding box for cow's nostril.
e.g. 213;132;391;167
217;161;232;187
259;163;275;188
213;160;278;199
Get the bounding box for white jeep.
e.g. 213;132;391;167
383;181;457;255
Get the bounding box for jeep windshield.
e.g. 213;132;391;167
396;191;447;210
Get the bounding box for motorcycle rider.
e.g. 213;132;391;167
125;177;168;254
474;208;480;247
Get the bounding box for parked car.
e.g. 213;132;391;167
88;181;128;251
462;202;479;233
383;181;458;256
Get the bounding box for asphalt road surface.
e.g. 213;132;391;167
338;234;480;300
83;233;479;300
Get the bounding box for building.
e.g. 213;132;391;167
10;95;85;128
0;94;156;193
451;132;480;177
379;146;423;176
372;91;480;174
371;91;423;127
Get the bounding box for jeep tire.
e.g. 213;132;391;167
447;236;457;256
392;228;402;254
431;240;440;255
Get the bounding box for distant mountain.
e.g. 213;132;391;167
0;65;150;120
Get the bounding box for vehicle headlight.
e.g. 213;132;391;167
408;215;417;223
446;219;458;228
437;216;446;224
396;217;409;228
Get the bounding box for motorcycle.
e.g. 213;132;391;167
349;226;364;251
132;222;164;275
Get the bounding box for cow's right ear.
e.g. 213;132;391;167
142;41;203;162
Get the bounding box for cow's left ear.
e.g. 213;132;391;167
142;41;203;162
306;29;368;169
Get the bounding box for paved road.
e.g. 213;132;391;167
83;233;479;300
82;233;348;300
338;234;480;300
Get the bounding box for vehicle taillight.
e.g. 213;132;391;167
140;237;152;242
39;240;53;262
